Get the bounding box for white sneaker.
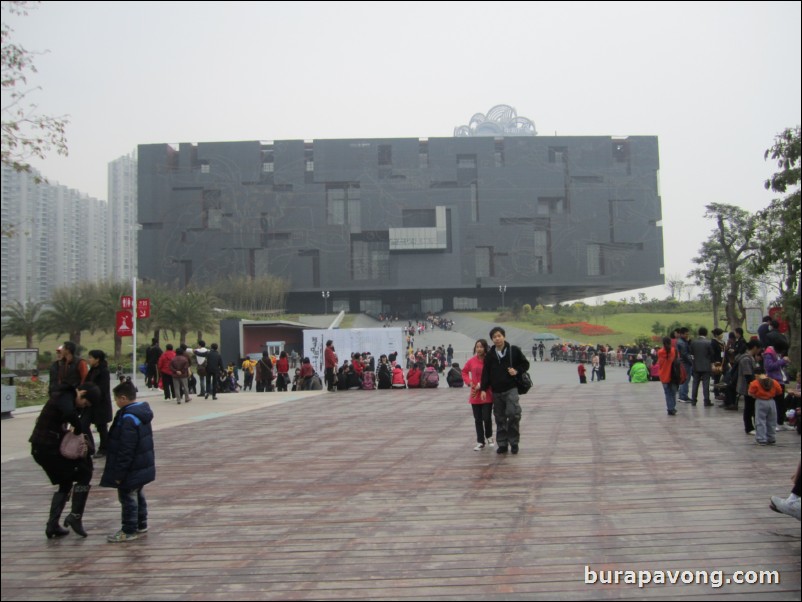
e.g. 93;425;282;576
486;437;494;446
473;443;485;451
770;495;801;521
746;430;756;436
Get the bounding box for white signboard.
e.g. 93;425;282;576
4;348;38;371
745;307;763;335
303;328;405;374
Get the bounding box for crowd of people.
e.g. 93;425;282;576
27;312;800;545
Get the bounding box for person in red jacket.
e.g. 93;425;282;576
462;339;494;450
749;368;784;445
275;351;290;391
406;363;422;388
156;344;176;400
656;337;678;416
324;341;338;392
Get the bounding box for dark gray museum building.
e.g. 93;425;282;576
137;135;663;314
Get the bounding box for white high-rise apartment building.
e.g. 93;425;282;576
107;151;138;283
1;164;107;305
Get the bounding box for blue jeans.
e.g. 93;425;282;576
662;382;677;412
118;486;148;534
678;362;693;399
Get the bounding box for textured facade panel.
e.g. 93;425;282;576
138;136;663;313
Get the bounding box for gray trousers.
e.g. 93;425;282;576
755;398;777;443
493;388;522;446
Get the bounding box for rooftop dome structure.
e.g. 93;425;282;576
454;104;537;137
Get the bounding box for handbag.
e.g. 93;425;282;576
509;347;532;395
515;370;533;395
60;429;89;460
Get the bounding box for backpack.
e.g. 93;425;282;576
422;369;439;388
670;350;686;386
361;371;375;390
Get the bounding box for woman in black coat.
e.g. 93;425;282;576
29;383;100;538
86;350;113;457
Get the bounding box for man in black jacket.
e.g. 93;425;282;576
204;343;224;400
480;327;530;455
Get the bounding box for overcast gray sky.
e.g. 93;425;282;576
7;1;801;302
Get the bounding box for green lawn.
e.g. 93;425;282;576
470;311;737;347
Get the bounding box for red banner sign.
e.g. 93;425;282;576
116;310;133;337
121;295;133;310
137;298;150;319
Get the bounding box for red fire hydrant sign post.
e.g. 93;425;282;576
137;298;150;319
116;311;134;337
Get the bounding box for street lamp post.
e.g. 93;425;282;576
499;285;507;310
322;291;330;315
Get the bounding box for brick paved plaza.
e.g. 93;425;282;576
1;363;800;600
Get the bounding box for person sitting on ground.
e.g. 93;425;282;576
446;363;464;387
391;364;406;389
406;363;422;388
377;355;392;389
628;355;649;383
299;357;315;390
421;363;440;388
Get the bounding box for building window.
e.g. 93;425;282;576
306;160;314;172
351;238;389;281
457;154;477;169
587;244;603;276
476;246;493;278
549;147;567;164
200;163;210;174
494;139;505;167
469;182;480;222
537;197;564;215
534;229;550;274
378;145;392;166
612;140;629;162
262;162;274;172
326;183;361;229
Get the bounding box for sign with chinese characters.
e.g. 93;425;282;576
120;296;133;310
137;298;150;319
302;328;404;375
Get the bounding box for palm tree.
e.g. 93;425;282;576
42;286;96;346
91;280;131;362
1;300;46;348
159;288;218;346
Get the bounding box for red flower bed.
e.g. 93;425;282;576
548;322;617;336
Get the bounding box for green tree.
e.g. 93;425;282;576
1;299;45;347
1;2;68;175
42;285;95;345
697;203;758;330
90;280;131;362
754;126;801;365
159;288;217;346
689;239;726;329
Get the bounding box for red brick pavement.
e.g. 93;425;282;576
2;384;800;600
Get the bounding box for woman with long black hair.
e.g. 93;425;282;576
86;349;113;457
29;383;101;538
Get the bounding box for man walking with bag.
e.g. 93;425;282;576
480;327;530;455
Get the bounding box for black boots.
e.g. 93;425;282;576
46;491;70;538
63;485;91;537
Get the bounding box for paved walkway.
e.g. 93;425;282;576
2;374;800;600
2;315;800;600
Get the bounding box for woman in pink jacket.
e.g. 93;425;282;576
462;339;494;450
